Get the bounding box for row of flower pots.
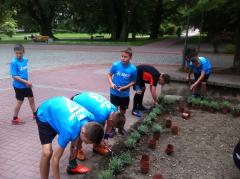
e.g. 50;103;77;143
187;97;240;116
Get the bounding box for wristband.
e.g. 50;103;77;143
104;133;109;139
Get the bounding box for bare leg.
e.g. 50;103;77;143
40;144;53;179
13;100;23;118
28;97;36;113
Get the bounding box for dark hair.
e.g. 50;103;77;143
121;47;133;57
185;48;198;59
112;112;126;129
85;122;104;145
161;74;170;84
14;44;24;52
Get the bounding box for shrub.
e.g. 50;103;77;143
153;124;162;133
149;112;157;120
98;169;114;179
124;138;137;149
118;152;132;166
209;101;220;110
222;100;230;109
191;97;201;106
138;124;148;135
142;117;153;126
152;107;161;115
233;104;240;113
130;131;141;141
109;157;123;174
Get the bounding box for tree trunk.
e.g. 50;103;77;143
39;19;54;38
150;0;163;39
233;26;240;70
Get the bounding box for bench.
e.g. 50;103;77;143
33;35;49;42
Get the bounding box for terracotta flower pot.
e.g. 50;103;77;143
171;126;179;135
165;119;172;128
152;174;163;179
148;138;157;149
140;154;149;174
222;108;230;114
165;144;174;155
153;132;160;140
182;112;190;120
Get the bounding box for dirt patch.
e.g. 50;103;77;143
117;109;240;179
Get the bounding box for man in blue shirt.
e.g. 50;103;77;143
36;96;104;178
186;48;212;97
10;44;36;124
71;92;126;160
107;47;137;135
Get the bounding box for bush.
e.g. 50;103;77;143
209;101;220;110
138;124;148;135
222;100;230;109
153;124;162;133
130;131;141;141
142;117;153;126
109;157;123;174
152;107;161;115
98;169;114;179
118;152;132;166
124;138;137;150
149;112;157;120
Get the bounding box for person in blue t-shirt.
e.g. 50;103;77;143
36;97;104;178
71;92;126;160
107;47;137;135
10;44;36;125
186;48;212;97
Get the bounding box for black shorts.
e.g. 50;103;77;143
14;87;33;101
194;73;210;82
36;116;57;145
110;94;129;110
233;142;240;170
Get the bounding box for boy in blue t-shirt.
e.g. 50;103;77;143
107;47;137;135
36;97;104;178
185;48;212;97
10;44;36;125
71;92;126;160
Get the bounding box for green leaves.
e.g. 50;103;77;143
153;123;163;133
124;138;137;150
98;170;113;179
138;124;148;135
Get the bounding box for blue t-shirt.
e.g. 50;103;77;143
189;57;212;75
72;92;117;124
37;96;95;149
10;57;29;88
109;61;137;97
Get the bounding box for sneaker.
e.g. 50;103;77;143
108;128;116;138
77;149;86;161
12;117;25;125
118;128;127;136
138;105;150;113
132;110;142;117
66;163;91;174
93;144;110;155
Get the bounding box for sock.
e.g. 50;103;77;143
133;93;141;111
68;158;77;169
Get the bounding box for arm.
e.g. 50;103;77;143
107;73;115;89
69;137;80;160
190;71;205;90
52;144;65;179
187;69;192;80
150;85;158;104
13;76;32;87
119;81;135;91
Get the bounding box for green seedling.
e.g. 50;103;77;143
109;157;123;174
98;169;114;179
152;107;161;115
153;123;162;133
124;137;137;150
142;117;152;126
130;131;141;141
138;124;148;135
118;151;132;166
222;100;230;109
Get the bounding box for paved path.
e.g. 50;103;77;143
0;39;239;179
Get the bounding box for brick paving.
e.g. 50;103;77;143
0;40;239;178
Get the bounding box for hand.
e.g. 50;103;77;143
26;81;32;87
101;139;108;146
110;83;115;89
186;76;190;81
190;84;196;91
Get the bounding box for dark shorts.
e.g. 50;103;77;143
110;94;129;110
233;142;240;170
194;73;210;82
14;87;33;101
36;116;57;145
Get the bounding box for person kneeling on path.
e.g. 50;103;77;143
71;91;126;160
233;141;240;170
36;96;104;178
132;64;170;117
185;48;212;98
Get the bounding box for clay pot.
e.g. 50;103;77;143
171;126;179;135
182;112;190;120
152;174;163;179
153;132;160;140
148;138;157;149
222;108;230;114
140;154;149;174
165;144;174;155
165;119;172;128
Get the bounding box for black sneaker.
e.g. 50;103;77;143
138;105;150;112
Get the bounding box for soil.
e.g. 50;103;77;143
117;108;240;179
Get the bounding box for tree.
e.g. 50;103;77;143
0;11;17;37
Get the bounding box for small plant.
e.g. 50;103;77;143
130;131;141;141
109;157;123;174
162;97;174;105
138;124;148;135
124;137;137;149
222;100;230;109
149;112;157;120
98;169;114;179
118;151;132;166
232;104;240;117
152;107;161;115
191;97;201;106
199;99;209;109
153;124;162;133
142;117;152;126
209;101;220;111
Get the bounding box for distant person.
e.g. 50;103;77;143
176;27;181;39
10;44;36;125
185;47;212;97
36;96;104;178
71;92;126;160
132;64;170;117
107;47;137;136
233;141;240;170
